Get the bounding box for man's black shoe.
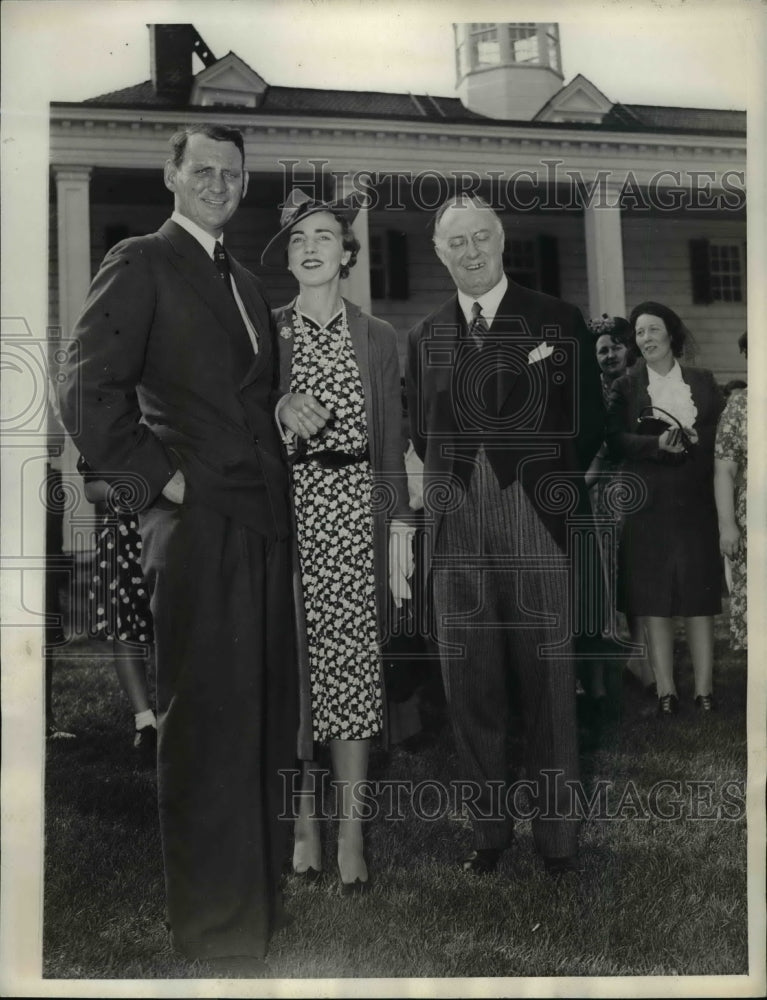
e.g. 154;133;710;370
461;848;502;875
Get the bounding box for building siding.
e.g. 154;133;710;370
622;216;747;381
51;193;747;383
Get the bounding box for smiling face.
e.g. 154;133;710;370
634;313;674;373
595;334;629;380
286;211;349;289
433;202;505;297
164;133;248;238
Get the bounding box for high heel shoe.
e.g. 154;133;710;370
694;694;715;712
337;869;371;896
657;693;679;716
337;856;371;895
292;865;323;883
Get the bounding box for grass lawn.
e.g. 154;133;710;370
43;611;749;984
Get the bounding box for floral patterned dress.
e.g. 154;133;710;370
289;308;381;742
714;389;747;649
89;512;153;643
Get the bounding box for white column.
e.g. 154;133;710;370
53;167;93;552
335;173;371;314
55;167;93;336
583;190;626;319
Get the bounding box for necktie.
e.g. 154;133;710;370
213;240;259;356
213;241;234;297
469;301;489;347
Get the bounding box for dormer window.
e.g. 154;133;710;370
189;52;267;108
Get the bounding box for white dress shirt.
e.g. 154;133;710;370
457;274;509;329
171;211;258;354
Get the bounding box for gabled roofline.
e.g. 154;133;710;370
533;72;617;121
52;98;746;138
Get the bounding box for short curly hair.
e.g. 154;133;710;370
589;315;638;365
628;301;689;358
334;213;360;279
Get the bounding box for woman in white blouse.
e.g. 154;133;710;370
606;302;724;716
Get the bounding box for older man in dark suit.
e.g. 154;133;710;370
407;195;603;876
58;124;296;973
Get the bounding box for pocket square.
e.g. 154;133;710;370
527;342;554;365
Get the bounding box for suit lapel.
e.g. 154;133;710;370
628;363;652;425
421;297;464;479
159;221;267;387
345;300;375;452
230;256;270;388
346;300;371;399
492;281;544;414
426;296;463;396
160;220;244;336
274;300;297;395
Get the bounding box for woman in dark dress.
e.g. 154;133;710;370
262;189;413;891
606;302;724;716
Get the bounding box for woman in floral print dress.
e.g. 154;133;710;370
263;190;412;891
78;455;157;762
714;333;748;650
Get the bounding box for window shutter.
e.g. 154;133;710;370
386;230;409;300
689;238;712;304
538;234;560;297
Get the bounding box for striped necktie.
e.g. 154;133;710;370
469;300;489;347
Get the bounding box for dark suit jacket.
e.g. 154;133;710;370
58;219;289;538
274;297;410;757
406;278;604;552
605;359;724;513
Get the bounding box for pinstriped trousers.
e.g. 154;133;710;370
432;448;579;858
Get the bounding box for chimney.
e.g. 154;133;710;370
149;24;215;101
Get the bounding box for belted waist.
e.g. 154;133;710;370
294;446;369;469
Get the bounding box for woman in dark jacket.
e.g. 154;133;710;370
263;190;412;891
606;302;724;716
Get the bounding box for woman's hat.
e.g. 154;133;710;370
260;188;363;267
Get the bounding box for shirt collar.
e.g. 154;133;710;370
457;274;508;328
647;359;682;384
171;211;221;258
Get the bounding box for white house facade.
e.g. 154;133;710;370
48;22;747;545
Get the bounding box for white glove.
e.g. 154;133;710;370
388;519;415;608
404;441;425;511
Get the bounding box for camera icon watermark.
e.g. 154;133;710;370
1;319;79;437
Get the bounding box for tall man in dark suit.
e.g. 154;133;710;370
58;124;296;972
407;195;603;875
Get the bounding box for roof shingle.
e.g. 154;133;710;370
80;79;745;136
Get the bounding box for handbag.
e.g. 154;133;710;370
636;405;696;456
